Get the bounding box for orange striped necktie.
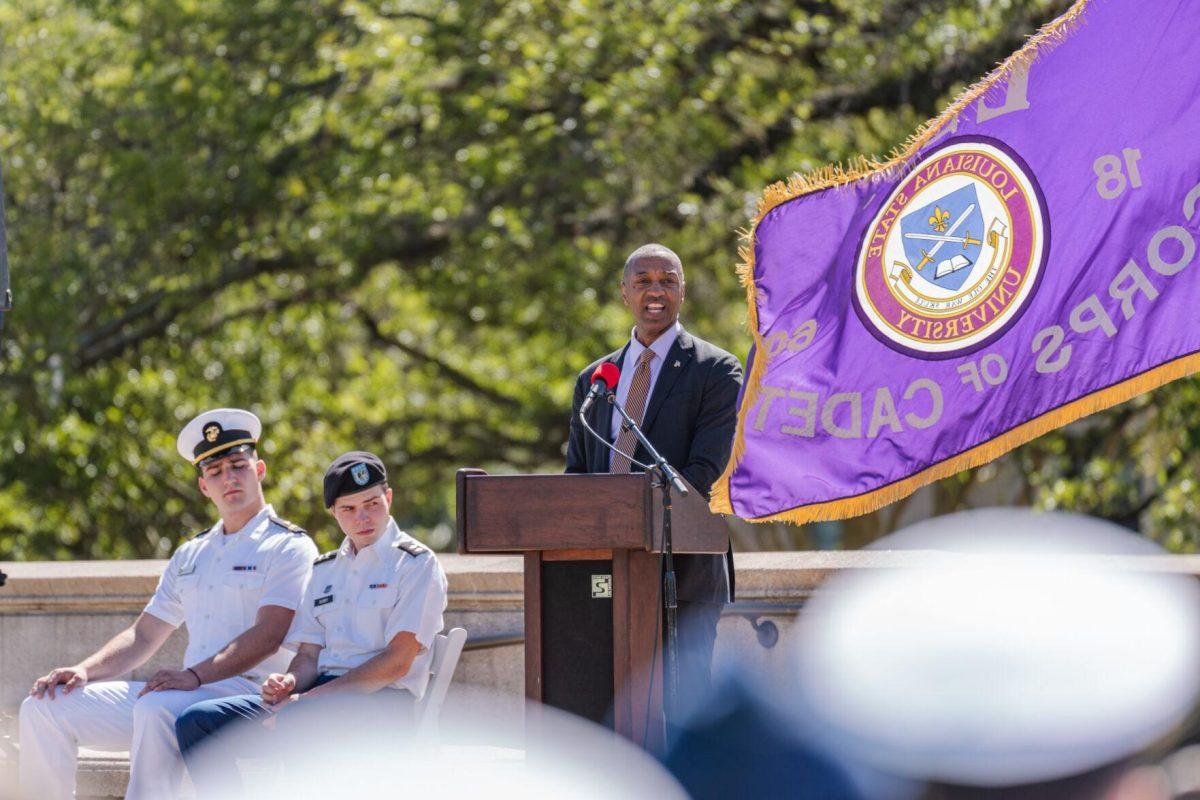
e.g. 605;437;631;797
611;348;656;473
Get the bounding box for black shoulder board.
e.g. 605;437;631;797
268;515;307;535
188;527;210;540
393;539;428;557
313;551;337;566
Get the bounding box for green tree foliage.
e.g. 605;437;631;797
2;0;1108;559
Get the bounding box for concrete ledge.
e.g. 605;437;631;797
0;556;529;614
0;561;167;614
76;750;131;800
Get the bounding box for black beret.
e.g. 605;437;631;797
323;451;388;508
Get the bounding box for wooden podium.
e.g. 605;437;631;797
456;468;728;752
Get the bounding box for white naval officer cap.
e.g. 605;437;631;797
176;408;263;467
792;509;1200;789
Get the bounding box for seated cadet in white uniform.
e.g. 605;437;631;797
174;450;449;797
18;408;317;800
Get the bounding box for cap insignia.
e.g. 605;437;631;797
203;422;222;443
351;463;370;486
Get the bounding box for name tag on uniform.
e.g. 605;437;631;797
368;583;389;589
232;565;258;572
315;595;334;607
177;565;196;576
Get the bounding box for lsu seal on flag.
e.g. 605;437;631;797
710;0;1200;524
856;139;1048;357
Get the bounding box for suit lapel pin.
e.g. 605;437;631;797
673;360;681;368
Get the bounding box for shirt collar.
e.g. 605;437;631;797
627;321;681;367
212;504;274;541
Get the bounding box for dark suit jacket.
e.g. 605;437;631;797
566;327;743;603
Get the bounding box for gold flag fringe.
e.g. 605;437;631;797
711;0;1096;519
714;353;1200;524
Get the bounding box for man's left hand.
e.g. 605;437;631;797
138;668;202;696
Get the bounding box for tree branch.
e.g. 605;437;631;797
355;307;524;410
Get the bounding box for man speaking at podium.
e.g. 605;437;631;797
566;243;743;709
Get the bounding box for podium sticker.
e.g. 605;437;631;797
591;574;612;599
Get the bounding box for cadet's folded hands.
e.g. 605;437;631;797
261;672;297;705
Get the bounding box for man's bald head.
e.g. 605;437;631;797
623;243;684;282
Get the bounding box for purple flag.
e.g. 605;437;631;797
711;0;1200;524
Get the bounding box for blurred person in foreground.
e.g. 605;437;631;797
19;408;316;799
665;510;1200;800
174;450;448;797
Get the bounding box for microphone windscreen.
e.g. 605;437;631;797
591;361;621;388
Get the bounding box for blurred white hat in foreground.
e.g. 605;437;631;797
196;687;686;800
794;508;1200;788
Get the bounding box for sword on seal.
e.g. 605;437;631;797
911;203;976;273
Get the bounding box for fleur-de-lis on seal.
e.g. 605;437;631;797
929;207;951;232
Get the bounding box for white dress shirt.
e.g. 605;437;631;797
288;518;449;699
609;321;682;463
143;504;317;680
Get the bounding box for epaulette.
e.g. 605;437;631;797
188;527;210;540
393;539;429;557
268;515;307;535
313;551;338;566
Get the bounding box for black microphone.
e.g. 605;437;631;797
580;361;621;416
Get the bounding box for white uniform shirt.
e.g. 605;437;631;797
144;504;318;680
288;518;448;699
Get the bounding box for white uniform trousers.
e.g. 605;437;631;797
18;675;258;800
